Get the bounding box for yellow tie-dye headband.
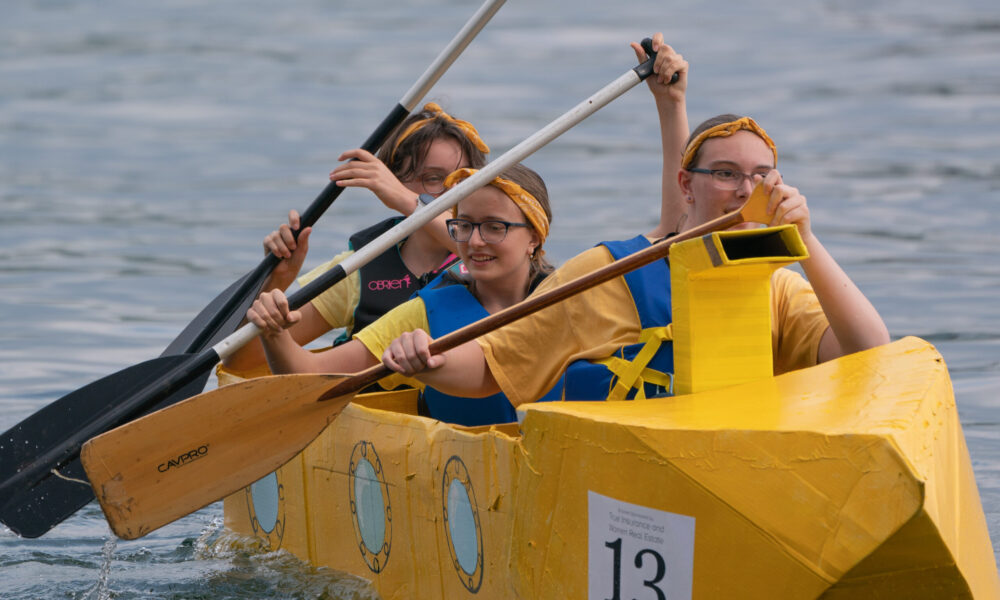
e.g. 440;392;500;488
444;168;549;242
681;116;777;169
390;102;490;163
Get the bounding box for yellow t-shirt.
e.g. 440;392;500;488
479;244;829;407
297;250;361;331
353;296;431;391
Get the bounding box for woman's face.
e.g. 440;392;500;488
453;187;539;288
402;137;466;197
680;130;775;229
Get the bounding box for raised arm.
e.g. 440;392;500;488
331;148;457;253
632;32;690;237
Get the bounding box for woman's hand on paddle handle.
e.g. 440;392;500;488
758;171;814;241
331;149;418;216
247;289;302;339
632;32;687;103
262;210;312;291
382;329;445;376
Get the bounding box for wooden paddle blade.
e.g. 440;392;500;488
81;373;351;540
740;183;773;226
0;355;209;538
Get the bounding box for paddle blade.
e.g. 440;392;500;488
81;373;351;540
740;183;773;226
160;267;265;356
0;461;90;539
0;355;209;538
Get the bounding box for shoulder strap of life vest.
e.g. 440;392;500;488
568;236;674;401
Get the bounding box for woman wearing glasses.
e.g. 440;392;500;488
240;163;559;426
223;103;489;375
373;38;889;406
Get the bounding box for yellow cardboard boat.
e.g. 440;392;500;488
221;226;1000;599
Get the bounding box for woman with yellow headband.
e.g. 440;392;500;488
241;163;560;426
222;103;488;374
373;37;888;409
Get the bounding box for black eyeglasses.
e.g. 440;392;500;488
688;167;771;191
446;219;529;243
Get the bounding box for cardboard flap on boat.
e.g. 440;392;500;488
670;224;809;395
673;223;808;277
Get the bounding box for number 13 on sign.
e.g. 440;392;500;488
588;491;695;600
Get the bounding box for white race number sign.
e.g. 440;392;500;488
588;491;695;600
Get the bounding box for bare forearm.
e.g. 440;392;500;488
223;304;329;372
654;95;689;236
416;340;500;398
801;234;890;359
260;331;325;374
387;192;458;255
421;210;458;254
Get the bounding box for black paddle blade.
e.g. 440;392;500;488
160;266;268;357
0;460;90;539
0;355;210;537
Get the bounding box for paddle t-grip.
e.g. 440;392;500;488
640;37;680;85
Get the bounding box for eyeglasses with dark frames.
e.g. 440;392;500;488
446;219;529;243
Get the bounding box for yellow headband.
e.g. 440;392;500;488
389;102;489;163
444;168;549;242
681;116;777;169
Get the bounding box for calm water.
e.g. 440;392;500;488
2;0;999;597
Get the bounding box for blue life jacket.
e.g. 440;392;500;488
418;273;561;426
561;235;675;401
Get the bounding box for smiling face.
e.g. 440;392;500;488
679;130;775;230
453;186;539;289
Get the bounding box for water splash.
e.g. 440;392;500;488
89;529;117;600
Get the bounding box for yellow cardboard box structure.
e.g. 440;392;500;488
222;227;999;598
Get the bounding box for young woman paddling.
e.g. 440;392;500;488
377;38;890;406
242;163;559;426
222;103;489;374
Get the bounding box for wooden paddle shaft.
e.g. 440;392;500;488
319;189;764;400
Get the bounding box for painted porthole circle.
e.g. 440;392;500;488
245;470;285;550
348;440;392;573
441;455;484;592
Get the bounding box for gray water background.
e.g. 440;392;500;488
2;0;999;597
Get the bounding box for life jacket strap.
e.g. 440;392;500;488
594;324;673;401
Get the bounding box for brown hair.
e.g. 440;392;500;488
377;105;488;181
683;113;745;169
497;163;554;280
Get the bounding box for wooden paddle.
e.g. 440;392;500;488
2;33;666;539
0;0;505;539
81;183;772;540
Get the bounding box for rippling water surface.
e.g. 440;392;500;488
2;0;999;597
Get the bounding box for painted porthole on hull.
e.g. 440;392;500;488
245;470;285;550
348;440;392;573
442;455;484;592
